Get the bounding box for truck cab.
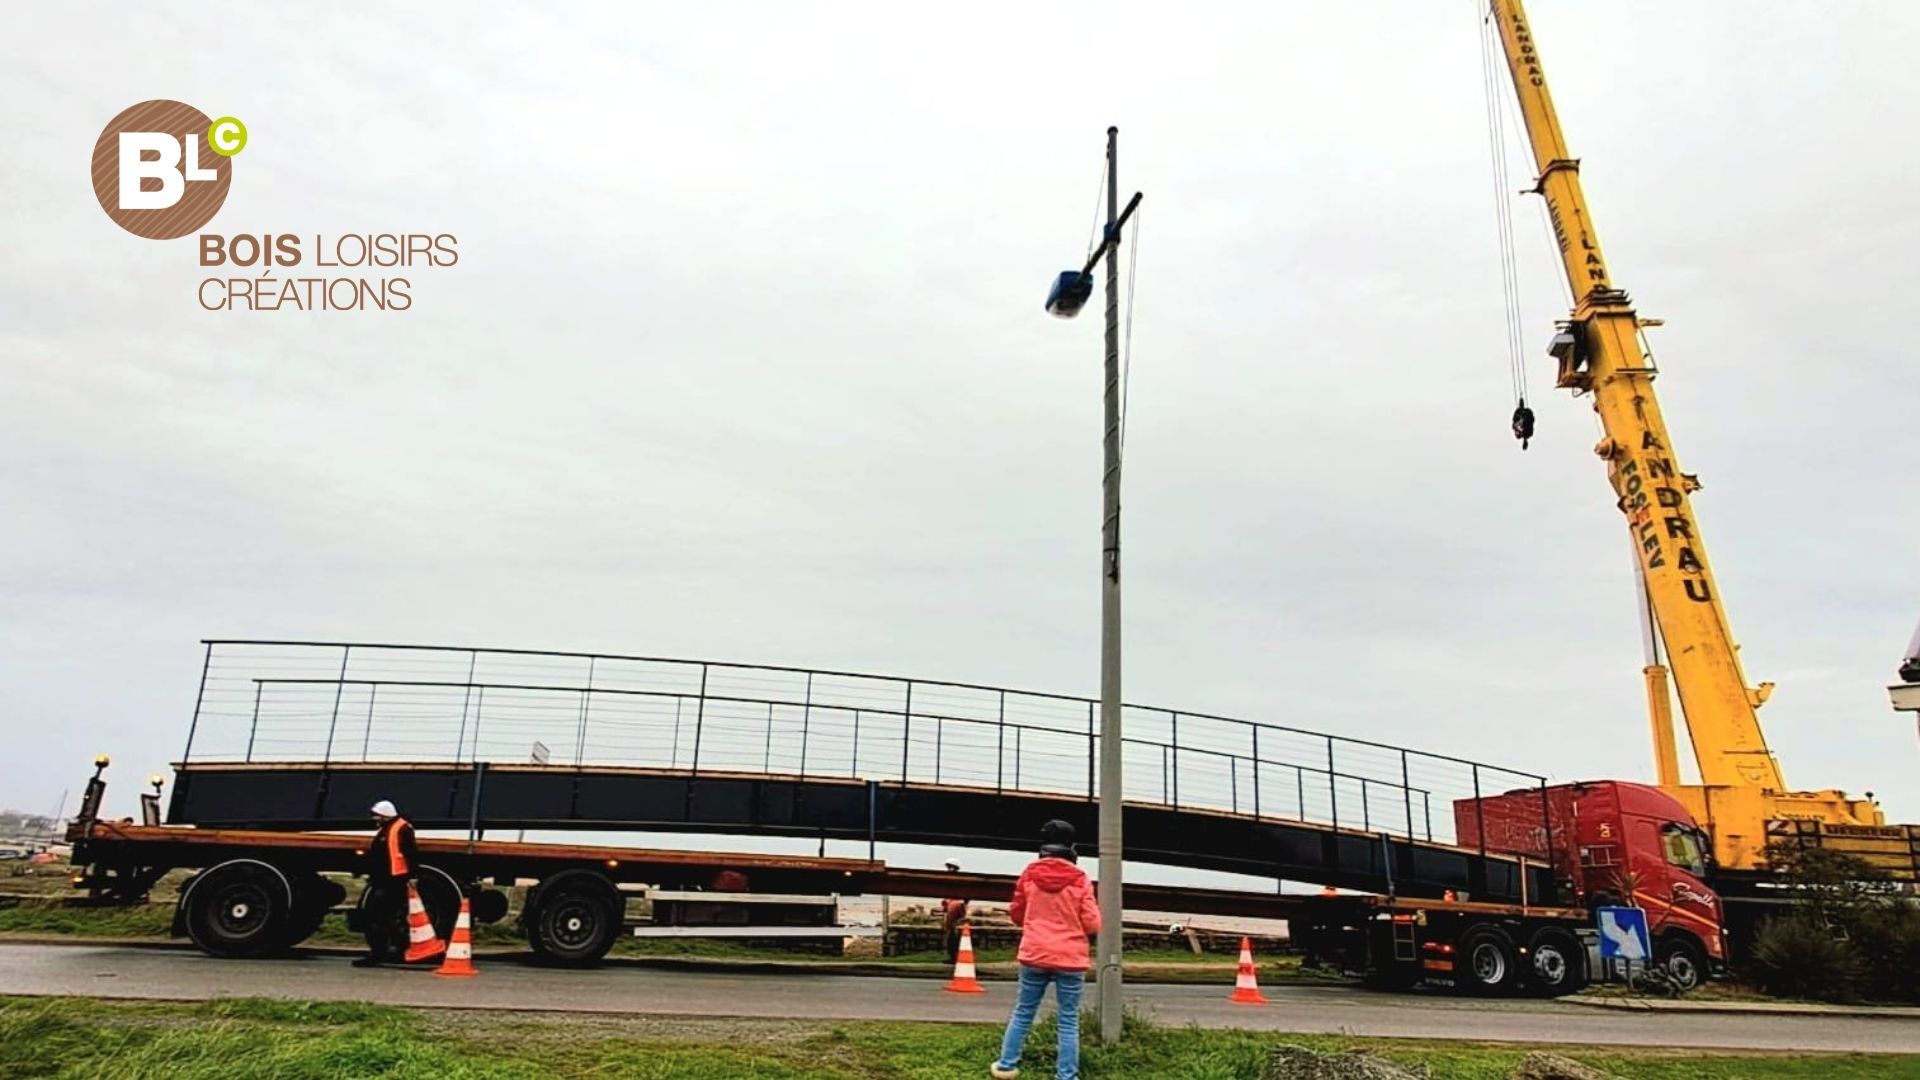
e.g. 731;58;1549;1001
1456;780;1725;988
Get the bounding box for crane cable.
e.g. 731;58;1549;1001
1476;1;1533;449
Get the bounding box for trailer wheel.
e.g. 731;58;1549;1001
1522;928;1587;997
1456;924;1519;995
355;865;461;954
526;870;621;967
181;860;293;958
1655;935;1706;993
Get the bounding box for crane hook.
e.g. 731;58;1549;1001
1511;400;1536;450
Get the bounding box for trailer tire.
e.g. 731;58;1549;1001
525;870;621;967
1456;924;1519;995
1655;934;1706;993
1522;927;1587;997
181;860;294;958
355;865;461;954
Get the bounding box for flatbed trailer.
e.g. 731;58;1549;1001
66;765;1306;966
68;763;1626;995
1293;893;1599;996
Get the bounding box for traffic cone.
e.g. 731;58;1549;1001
1228;936;1268;1004
434;898;478;978
943;922;986;994
402;883;447;963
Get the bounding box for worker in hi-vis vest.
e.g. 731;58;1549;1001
354;799;420;968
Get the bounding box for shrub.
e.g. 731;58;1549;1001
1749;914;1864;1002
1845;901;1920;1003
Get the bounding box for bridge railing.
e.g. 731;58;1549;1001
180;640;1555;853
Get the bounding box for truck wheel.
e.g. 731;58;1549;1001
1522;928;1588;997
526;870;621;967
181;860;293;958
1456;925;1519;995
1655;935;1706;992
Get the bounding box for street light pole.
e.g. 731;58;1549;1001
1042;125;1140;1045
1095;124;1126;1045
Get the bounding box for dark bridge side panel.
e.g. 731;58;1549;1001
169;763;1551;903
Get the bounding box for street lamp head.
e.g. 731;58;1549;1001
1045;270;1093;319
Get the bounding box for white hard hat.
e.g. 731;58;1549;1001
370;800;398;818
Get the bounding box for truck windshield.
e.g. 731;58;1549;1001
1660;825;1707;877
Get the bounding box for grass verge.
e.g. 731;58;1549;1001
0;996;1910;1080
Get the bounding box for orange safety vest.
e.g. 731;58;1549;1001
384;817;413;877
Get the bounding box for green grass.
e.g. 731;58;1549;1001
0;901;172;938
0;996;1910;1079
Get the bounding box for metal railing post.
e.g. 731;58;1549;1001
1400;750;1414;840
1539;779;1557;885
1326;737;1338;828
671;698;682;769
243;676;263;760
690;663;709;776
852;710;861;776
1473;763;1486;860
321;645;350;765
1170;712;1181;809
182;642;213;764
764;703;774;773
995;691;1005;793
901;682;913;784
1296;765;1306;820
1252;727;1261;820
799;673;814;778
1086;702;1096;800
1361;777;1371;831
453;650;477;765
362;684;377;762
575;656;595;767
1424;791;1433;840
1231;755;1239;814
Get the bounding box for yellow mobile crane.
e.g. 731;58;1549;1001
1486;0;1899;874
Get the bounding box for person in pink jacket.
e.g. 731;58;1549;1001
991;819;1101;1080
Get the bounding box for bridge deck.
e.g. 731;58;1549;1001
169;760;1553;903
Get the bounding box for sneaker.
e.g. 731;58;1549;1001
989;1066;1018;1080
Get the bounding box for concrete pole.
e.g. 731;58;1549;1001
1096;123;1125;1044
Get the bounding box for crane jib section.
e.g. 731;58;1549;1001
1615;434;1708;601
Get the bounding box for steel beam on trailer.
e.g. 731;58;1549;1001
165;761;1554;903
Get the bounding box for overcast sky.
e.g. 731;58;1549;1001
4;1;1917;861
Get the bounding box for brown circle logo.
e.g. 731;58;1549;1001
90;100;236;239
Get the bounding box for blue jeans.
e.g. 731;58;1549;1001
995;964;1084;1080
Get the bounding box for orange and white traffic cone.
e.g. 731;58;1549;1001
1228;936;1269;1004
434;898;478;978
943;922;986;994
402;883;447;964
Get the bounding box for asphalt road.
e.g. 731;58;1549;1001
2;943;1917;1053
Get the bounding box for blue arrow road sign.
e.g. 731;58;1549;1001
1596;906;1652;961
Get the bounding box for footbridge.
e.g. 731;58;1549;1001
167;641;1563;903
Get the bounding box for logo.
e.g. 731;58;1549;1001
92;100;457;312
91;100;245;239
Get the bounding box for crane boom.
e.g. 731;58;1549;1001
1486;0;1882;869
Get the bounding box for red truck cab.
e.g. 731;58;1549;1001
1456;780;1725;987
